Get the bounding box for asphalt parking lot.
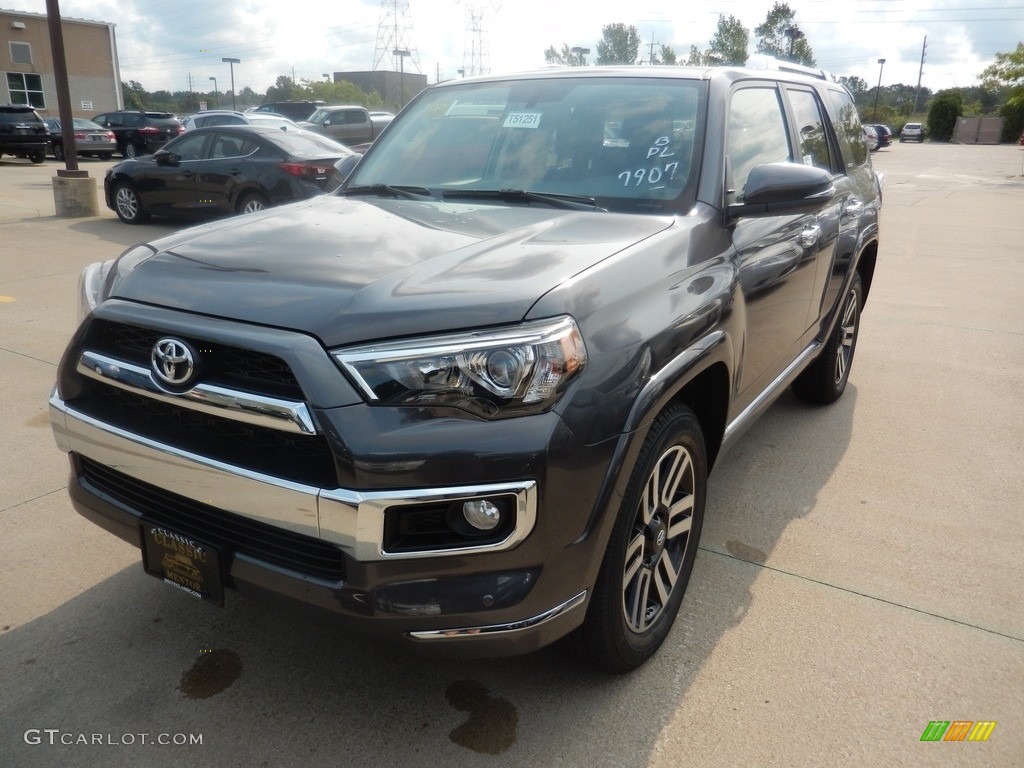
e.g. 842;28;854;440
1;143;1022;767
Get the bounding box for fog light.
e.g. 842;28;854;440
463;499;501;531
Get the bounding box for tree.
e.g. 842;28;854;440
838;76;868;98
755;2;815;66
596;23;641;65
706;15;749;66
980;42;1024;90
544;44;589;66
121;80;146;109
927;90;963;142
264;76;302;103
981;43;1024;141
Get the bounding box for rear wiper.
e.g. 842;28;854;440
442;188;604;211
341;184;433;200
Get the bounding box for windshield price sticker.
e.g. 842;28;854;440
503;111;542;129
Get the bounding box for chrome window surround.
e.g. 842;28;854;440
77;350;317;436
50;392;537;562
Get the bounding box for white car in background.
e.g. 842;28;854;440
183;110;301;132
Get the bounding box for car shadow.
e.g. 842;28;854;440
0;388;855;767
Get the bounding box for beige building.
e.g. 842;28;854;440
2;8;121;117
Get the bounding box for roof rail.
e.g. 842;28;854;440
745;54;832;81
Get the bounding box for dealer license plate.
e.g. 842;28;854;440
141;523;224;605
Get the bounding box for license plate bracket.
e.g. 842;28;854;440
141;523;224;606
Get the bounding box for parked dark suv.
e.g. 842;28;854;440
52;61;881;672
0;104;49;163
91;110;184;158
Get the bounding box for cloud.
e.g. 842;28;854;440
20;0;1024;94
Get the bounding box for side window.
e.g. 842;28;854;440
211;134;255;158
727;86;792;204
170;133;208;161
785;88;836;173
344;110;363;124
826;89;868;169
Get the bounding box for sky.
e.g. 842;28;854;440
16;0;1024;95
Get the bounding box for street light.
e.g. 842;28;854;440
222;57;240;110
570;46;590;66
323;73;331;82
208;76;217;109
393;48;410;110
873;58;886;122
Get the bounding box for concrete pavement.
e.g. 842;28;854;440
0;145;1021;767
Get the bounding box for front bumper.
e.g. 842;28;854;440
50;334;615;656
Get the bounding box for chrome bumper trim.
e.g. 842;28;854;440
51;393;537;563
77;350;317;435
407;590;587;641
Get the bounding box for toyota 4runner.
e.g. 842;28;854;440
51;61;880;673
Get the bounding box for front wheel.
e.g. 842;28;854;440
237;191;269;214
792;272;863;404
566;404;707;673
112;181;149;224
53;144;65;161
122;142;138;159
30;151;45;164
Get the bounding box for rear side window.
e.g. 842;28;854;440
785;87;838;174
727;86;792;204
826;89;868;169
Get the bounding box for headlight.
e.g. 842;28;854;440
76;245;156;323
332;316;587;418
76;259;115;322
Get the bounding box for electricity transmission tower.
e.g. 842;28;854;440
373;0;421;73
460;2;501;77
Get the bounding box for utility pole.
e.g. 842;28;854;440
647;32;660;65
914;35;928;114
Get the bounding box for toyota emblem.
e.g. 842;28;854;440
151;338;196;387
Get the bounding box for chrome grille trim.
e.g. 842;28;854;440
77;350;317;435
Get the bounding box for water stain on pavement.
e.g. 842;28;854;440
179;648;242;699
445;679;517;754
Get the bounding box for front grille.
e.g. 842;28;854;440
85;320;304;399
79;456;346;582
71;385;338;488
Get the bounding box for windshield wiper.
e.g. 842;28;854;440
442;189;604;211
341;184;433;200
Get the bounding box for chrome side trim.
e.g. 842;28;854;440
320;481;538;562
77;350;317;435
722;340;821;446
51;393;538;563
407;590;587;641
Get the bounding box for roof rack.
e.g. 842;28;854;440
745;54;832;82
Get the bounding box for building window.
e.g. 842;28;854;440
9;41;32;65
6;72;45;108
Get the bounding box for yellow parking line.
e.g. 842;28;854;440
0;295;16;303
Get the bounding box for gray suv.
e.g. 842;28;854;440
51;61;880;672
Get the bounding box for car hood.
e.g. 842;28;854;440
109;196;674;347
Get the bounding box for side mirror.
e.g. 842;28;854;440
729;162;834;218
153;149;178;166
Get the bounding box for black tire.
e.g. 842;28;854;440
122;142;139;159
99;153;114;161
53;143;65;161
566;404;707;673
237;191;270;214
30;151;45;164
792;272;863;404
112;181;149;224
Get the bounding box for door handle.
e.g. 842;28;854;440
843;198;864;218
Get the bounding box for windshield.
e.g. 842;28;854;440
347;75;705;213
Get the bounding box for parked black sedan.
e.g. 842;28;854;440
104;125;358;224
